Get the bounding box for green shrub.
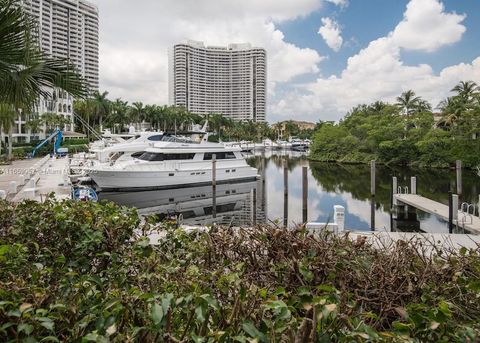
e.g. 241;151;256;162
0;198;479;341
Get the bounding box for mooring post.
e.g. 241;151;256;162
410;176;417;195
302;166;308;223
456;160;462;197
370;160;376;196
448;191;453;233
261;152;266;213
283;160;288;227
452;194;459;223
391;176;398;208
370;197;375;231
252;188;257;225
212;154;216;219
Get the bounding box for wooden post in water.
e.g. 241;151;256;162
456;160;462;197
302;166;308;223
370;160;376;231
448;191;453;234
410;177;417;195
370;160;376;196
261;152;266;213
212;154;216;219
252;188;257;225
283;160;288;227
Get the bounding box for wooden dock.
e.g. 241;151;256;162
394;194;480;234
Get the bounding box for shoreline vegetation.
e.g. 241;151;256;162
1;197;480;341
309;84;480;169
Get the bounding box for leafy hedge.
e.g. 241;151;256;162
1;198;480;342
310;104;480;168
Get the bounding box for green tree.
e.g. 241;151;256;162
91;91;110;129
396;90;430;116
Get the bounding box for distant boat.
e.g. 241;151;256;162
262;139;281;150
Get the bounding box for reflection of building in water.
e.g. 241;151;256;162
99;180;266;227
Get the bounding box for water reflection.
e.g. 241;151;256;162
99;150;479;234
99;180;266;227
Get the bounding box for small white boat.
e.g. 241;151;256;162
277;140;293;149
262;139;281;150
88;142;258;191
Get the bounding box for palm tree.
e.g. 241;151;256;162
91;91;110;129
0;103;16;158
396;90;422;116
129;102;144;129
24;117;44;139
0;0;87;158
451;81;478;100
0;0;87;109
108;98;129;133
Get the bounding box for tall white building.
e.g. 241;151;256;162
169;40;267;122
6;0;99;143
22;0;99;90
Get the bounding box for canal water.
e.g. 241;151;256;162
99;151;480;234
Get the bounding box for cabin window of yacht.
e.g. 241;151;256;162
203;152;236;160
131;152;144;159
138;152;165;161
138;152;195;161
147;135;164;141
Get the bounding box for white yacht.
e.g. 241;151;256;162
262;139;281;150
88;142;258;191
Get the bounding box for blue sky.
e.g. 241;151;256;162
279;0;480;77
93;0;480;123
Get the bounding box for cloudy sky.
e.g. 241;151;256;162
90;0;480;123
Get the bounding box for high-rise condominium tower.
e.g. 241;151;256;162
21;0;99;90
9;0;99;142
169;40;266;122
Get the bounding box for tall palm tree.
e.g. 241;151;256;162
24;117;44;139
129;102;144;129
451;81;478;100
396;90;422;116
0;103;16;158
91;91;110;129
108;98;129;133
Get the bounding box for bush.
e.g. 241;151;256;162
1;198;479;341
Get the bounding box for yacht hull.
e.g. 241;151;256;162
90;165;259;192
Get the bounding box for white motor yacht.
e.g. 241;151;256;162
88;142;258;191
262;139;281;150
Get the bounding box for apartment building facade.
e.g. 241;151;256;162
8;0;99;142
169;40;266;122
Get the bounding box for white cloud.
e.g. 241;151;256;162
392;0;466;52
325;0;348;8
92;0;325;106
271;0;472;122
318;17;343;52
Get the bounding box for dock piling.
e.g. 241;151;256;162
410;177;417;195
370;160;376;196
452;194;459;222
391;177;398;207
302;166;308;223
252;188;257;225
448;191;453;233
283;160;288;227
212;154;216;219
456;160;462;196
